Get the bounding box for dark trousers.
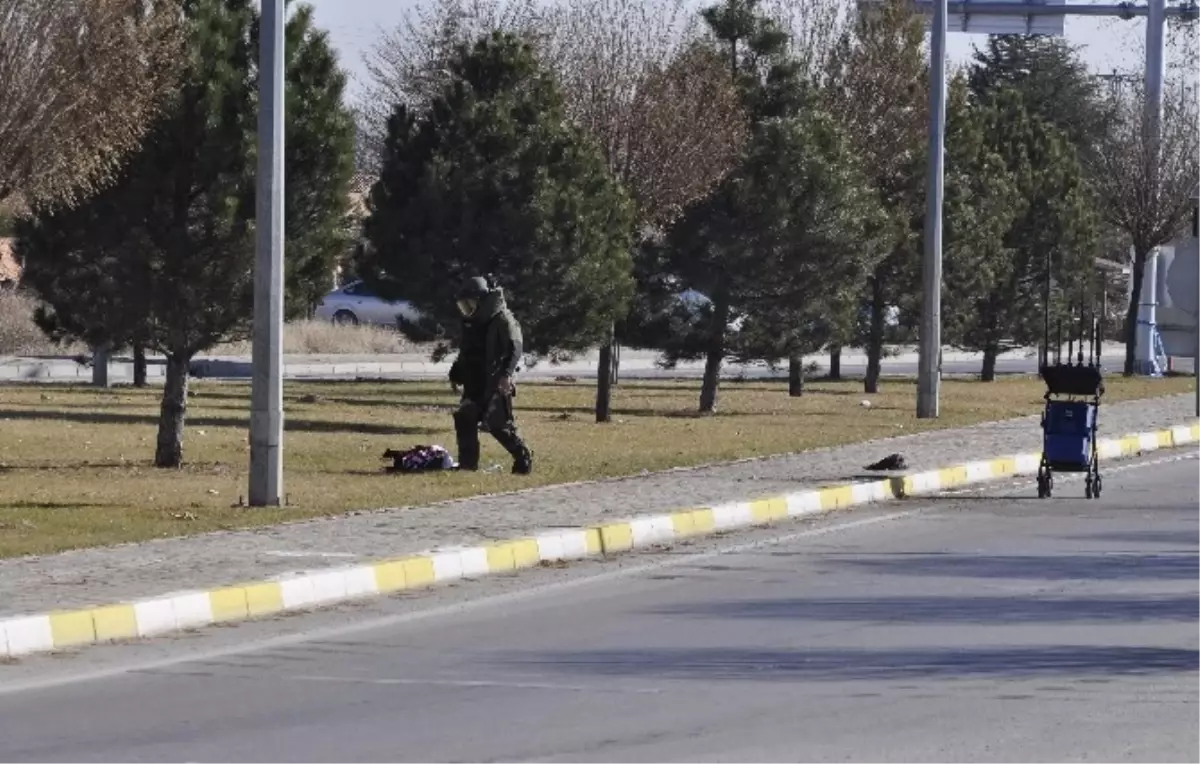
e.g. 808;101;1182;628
453;393;528;469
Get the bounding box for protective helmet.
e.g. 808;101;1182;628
456;276;490;317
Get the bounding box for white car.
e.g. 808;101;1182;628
314;280;423;328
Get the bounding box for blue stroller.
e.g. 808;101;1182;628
1036;364;1105;499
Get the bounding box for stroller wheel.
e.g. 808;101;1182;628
1093;474;1102;498
1085;477;1093;500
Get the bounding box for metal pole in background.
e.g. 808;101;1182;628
1190;190;1200;417
1133;0;1166;376
249;0;285;507
1146;0;1166;133
917;0;947;419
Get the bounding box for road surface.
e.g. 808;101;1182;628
0;452;1196;762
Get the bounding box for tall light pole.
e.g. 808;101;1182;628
1195;195;1199;418
249;0;285;507
883;0;1197;417
917;0;948;419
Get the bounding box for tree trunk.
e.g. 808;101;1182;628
133;344;148;388
699;297;729;414
981;344;999;382
595;336;614;423
91;344;110;388
155;354;190;468
1123;246;1147;376
788;355;805;397
611;341;620;387
864;281;885;394
829;346;842;381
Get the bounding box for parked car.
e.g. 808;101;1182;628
314;280;423;328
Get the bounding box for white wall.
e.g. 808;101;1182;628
1157;232;1199;359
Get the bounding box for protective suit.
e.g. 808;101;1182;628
448;277;533;473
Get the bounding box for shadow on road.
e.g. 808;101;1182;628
497;646;1199;682
1063;529;1200;547
765;552;1200;581
648;595;1199;624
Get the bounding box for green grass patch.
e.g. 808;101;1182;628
0;375;1192;558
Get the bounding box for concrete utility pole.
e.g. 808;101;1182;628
1133;0;1167;375
249;0;285;507
896;0;1199;418
1195;196;1199;418
917;0;948;419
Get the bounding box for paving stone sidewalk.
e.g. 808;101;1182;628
1;394;1194;618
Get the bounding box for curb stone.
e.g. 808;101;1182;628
2;420;1197;659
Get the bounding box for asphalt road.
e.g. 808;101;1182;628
0;452;1196;762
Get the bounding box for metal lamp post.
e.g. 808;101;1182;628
866;0;1198;418
249;0;286;507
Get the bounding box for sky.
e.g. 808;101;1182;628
299;0;1185;100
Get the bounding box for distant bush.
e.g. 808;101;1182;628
1;293;422;357
0;290;78;355
213;319;425;356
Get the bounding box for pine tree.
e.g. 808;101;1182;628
943;86;1098;379
627;0;825;413
968;35;1108;160
655;110;885;412
19;0;357;467
940;77;1024;381
823;0;928;394
716;111;887;396
358;32;635;359
277;4;357;317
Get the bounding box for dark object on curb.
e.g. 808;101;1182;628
864;453;907;471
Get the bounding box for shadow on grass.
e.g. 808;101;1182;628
1;501;114;510
0;409;439;437
494;645;1198;682
190;387;456;405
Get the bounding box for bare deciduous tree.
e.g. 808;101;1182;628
543;0;749;420
1091;79;1198;376
549;0;746;228
762;0;850;82
355;0;547;172
0;0;181;208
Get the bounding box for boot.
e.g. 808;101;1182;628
512;447;533;475
456;441;480;471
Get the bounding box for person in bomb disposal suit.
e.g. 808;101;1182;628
448;276;534;474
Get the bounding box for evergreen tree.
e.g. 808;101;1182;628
655;111;886;413
823;0;928;394
19;0;356;467
700;0;809;121
277;4;357;316
943;86;1098;379
968;35;1108;159
623;0;825;412
357;32;635;359
940;77;1023;380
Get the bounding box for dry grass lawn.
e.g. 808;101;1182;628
0;375;1193;558
0;290;422;356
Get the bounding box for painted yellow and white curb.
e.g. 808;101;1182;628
3;420;1197;660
